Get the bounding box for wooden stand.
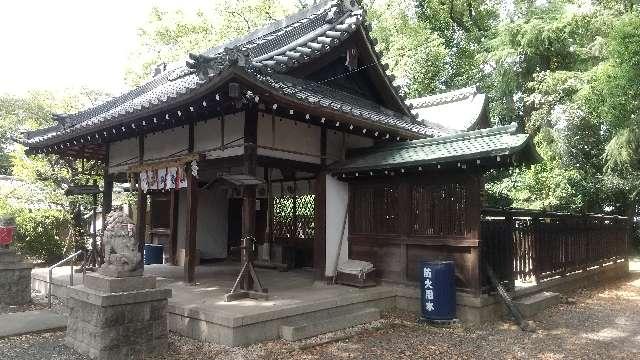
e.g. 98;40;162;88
224;235;268;302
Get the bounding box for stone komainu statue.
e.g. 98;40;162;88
100;211;142;276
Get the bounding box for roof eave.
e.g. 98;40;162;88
331;131;540;174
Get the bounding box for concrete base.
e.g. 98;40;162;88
395;285;503;324
168;288;395;346
0;310;67;339
513;292;561;318
65;273;172;360
36;260;630;347
98;267;144;278
0;248;32;305
395;260;630;324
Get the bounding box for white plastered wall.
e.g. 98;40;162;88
144;126;189;161
257;113;321;164
326;130;375;165
197;112;245;159
325;174;349;277
108;137;138;174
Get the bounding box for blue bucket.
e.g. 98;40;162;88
144;244;164;265
420;260;456;320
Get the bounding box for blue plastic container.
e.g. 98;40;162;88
144;244;164;265
420;260;456;320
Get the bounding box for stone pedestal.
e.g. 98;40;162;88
0;247;33;305
65;273;172;360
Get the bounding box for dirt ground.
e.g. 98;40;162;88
2;268;640;359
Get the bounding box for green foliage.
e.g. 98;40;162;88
0;89;108;261
125;0;299;86
480;2;640;214
273;195;315;218
367;0;448;96
12;208;70;264
0;198;70;264
415;0;499;89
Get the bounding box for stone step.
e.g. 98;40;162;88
280;308;380;341
0;310;67;339
514;291;561;318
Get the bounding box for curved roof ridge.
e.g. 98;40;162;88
57;69;177;127
203;0;338;57
369;123;519;152
408;85;480;108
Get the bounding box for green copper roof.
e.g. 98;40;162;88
333;124;540;173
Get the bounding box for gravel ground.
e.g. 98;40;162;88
2;272;639;359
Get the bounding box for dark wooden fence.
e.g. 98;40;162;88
481;208;629;287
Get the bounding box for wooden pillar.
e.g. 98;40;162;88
136;135;146;270
242;104;258;290
466;173;483;297
313;127;327;280
184;122;198;284
292;177;298;267
101;144;113;264
102;143;113;218
264;167;272;262
184;168;198;284
398;180;410;283
169;190;179;265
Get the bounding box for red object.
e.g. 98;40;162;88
0;226;15;245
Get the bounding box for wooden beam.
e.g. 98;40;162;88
169;189;179;265
265;167;272;262
101;144;113;265
242;104;258;290
314;127;327;280
184;167;198;284
127;153;203;172
314;172;327;280
188;122;195;153
136;135;146;270
103;143;113;217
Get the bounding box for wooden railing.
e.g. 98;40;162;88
481;208;630;287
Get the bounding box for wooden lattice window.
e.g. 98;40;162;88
273;194;315;240
350;184;399;234
410;183;467;237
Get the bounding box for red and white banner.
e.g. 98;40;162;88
139;166;188;192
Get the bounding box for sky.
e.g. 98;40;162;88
0;0;213;96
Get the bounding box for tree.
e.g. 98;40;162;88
365;0;449;96
415;0;499;90
125;0;300;86
0;89;109;261
580;13;640;209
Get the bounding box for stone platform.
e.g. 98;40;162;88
142;263;396;346
0;247;33;305
65;273;172;360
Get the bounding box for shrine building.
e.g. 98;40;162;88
18;0;543;345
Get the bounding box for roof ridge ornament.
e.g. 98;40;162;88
186;46;252;81
325;1;346;23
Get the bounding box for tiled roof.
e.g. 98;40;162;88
249;71;440;136
332;124;540;172
19;0;423;148
407;85;487;132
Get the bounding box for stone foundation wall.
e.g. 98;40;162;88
394;260;630;323
66;296;168;359
168;296;396;346
0;248;32;305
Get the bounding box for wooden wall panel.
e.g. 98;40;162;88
347;171;483;294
